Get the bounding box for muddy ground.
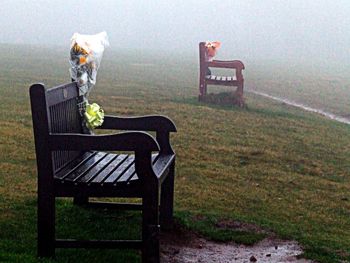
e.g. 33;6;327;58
160;223;315;263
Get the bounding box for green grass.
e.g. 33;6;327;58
0;44;350;262
246;59;350;117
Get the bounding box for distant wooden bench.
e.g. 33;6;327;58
199;42;245;106
29;82;177;263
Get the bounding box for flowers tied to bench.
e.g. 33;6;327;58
69;32;109;95
84;102;104;129
204;41;221;61
69;32;108;130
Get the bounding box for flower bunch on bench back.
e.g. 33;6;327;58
69;32;109;131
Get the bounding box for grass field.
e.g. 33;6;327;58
0;44;350;262
246;59;350;117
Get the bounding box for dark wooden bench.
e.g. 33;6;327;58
198;42;245;106
29;82;177;263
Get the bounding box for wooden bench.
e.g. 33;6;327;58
198;42;245;106
29;82;177;263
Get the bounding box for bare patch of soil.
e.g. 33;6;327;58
160;223;315;263
214;219;268;235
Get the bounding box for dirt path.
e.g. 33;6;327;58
248;90;350;125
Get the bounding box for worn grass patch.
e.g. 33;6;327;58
175;211;267;245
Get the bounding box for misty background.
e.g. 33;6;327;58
1;0;349;64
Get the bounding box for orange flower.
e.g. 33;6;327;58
79;56;87;64
205;41;221;58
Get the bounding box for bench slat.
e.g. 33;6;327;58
205;75;239;82
55;152;173;186
55;152;96;179
123;154;159;184
152;154;175;180
115;166;136;185
90;154;129;184
63;152;107;181
104;155;135;184
77;153;117;183
49;96;84;172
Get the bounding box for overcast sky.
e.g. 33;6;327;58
1;0;349;62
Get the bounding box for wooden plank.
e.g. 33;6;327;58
90;154;129;184
127;154;159;183
153;154;175;179
160;161;175;230
55;152;96;179
115;166;135;185
103;155;135;184
141;179;160;262
29;83;56;257
50;97;84;171
206;60;245;69
46;82;78;107
152;153;160;164
99;115;176;133
62;152;107;181
77;153;117;183
206;75;239;82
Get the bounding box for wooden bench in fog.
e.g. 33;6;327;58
198;42;245;106
29;82;177;263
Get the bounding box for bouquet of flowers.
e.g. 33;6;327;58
204;41;221;61
70;31;109;95
69;32;109;130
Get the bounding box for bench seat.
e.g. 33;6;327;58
205;75;237;82
54;152;175;187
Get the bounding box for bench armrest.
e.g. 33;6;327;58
207;60;245;70
98;115;177;133
48;131;159;152
98;115;176;154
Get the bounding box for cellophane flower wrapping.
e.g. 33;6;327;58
69;32;109;131
69;31;109;96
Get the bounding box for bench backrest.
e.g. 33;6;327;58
30;82;85;173
199;42;209;64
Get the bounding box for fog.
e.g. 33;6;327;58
1;0;350;63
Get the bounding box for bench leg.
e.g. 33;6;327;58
160;161;175;230
37;193;55;258
199;77;207;100
142;186;160;263
235;81;245;107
